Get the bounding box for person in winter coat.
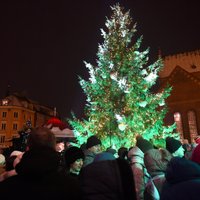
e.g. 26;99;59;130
160;157;200;200
128;137;153;200
0;127;81;200
80;158;137;200
144;148;172;200
64;146;85;177
165;137;184;157
83;135;102;167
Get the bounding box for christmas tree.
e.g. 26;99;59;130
69;4;176;149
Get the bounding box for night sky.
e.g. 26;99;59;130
0;0;199;119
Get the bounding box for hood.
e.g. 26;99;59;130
128;146;144;165
165;157;200;184
144;149;169;177
15;147;60;180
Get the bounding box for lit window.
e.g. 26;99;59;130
174;112;184;139
188;111;198;143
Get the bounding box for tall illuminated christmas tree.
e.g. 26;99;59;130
69;4;176;149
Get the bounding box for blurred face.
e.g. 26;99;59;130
56;142;65;152
89;144;102;154
173;146;185;157
70;159;83;174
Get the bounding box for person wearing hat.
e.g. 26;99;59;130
136;136;154;154
118;147;128;159
165;137;184;157
0;127;82;199
83;135;102;167
64;146;84;177
127;136;153;200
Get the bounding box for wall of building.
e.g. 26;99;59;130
0;94;54;148
160;50;200;143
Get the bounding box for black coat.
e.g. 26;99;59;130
160;157;200;200
0;147;81;200
80;158;137;200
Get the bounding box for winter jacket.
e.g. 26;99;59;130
0;147;81;200
128;146;151;200
80;158;137;200
144;149;172;200
160;157;200;200
83;149;96;167
144;174;165;200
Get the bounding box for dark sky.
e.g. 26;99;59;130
0;0;199;119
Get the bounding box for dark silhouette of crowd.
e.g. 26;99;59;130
1;127;200;200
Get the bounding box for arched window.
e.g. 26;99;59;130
174;112;184;140
187;111;198;143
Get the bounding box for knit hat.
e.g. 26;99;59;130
64;146;84;167
94;152;115;162
86;135;101;149
165;137;182;154
136;137;154;153
191;144;200;164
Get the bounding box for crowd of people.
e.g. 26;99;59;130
0;127;200;200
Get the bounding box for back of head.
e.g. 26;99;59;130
136;137;154;153
118;147;128;159
27;127;56;150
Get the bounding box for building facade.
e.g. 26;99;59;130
159;50;200;142
0;93;55;148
